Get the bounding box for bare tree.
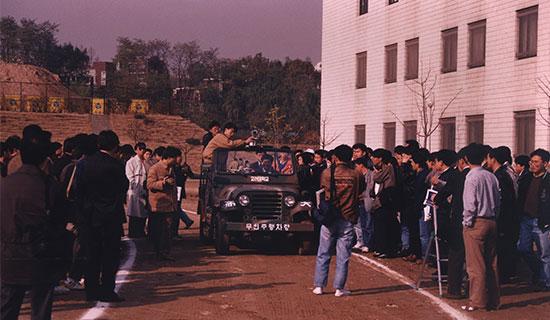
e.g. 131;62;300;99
126;115;147;145
390;66;462;148
535;75;550;127
147;39;171;63
170;41;201;90
319;114;342;149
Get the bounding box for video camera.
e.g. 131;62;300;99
249;129;263;147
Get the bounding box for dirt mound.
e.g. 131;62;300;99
0;62;74;97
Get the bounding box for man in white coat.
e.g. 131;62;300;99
126;142;148;238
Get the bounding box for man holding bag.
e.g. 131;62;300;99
313;145;365;297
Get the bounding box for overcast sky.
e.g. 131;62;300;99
2;0;322;62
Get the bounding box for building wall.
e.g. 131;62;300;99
321;0;550;153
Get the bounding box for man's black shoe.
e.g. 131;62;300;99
157;254;176;261
99;292;125;302
185;221;194;229
444;293;465;300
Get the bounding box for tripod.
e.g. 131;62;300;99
415;205;447;296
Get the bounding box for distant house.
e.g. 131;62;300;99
89;61;115;87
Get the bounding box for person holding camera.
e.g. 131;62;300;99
202;122;254;164
147;146;180;261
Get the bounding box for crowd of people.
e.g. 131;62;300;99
1;121;549;318
305;140;549;311
0;125;196;320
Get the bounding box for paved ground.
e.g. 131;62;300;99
17;199;550;320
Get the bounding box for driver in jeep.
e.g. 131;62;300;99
252;154;277;174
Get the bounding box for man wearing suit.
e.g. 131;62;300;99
487;147;519;283
75;130;129;302
436;147;470;298
432;149;459;244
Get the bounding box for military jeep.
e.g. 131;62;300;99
198;146;314;255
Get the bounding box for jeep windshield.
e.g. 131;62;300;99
215;149;295;176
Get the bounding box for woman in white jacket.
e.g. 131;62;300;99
126;143;148;238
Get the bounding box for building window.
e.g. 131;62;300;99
515;110;535;155
389;0;399;4
359;0;368;15
385;44;397;84
468;20;486;68
440;117;456;150
466;115;484;144
405;38;419;80
356;52;367;89
404;120;417;142
355;124;366;144
442;27;458;73
384;122;396;150
517;6;538;59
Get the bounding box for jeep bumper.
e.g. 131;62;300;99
226;221;314;232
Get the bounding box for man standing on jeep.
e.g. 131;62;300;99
313;144;365;297
202;122;254;164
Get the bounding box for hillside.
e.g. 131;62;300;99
0;111;205;170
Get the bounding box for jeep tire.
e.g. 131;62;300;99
297;239;314;256
215;215;230;255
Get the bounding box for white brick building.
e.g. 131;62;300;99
321;0;550;154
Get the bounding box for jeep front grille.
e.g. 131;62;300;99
248;192;283;219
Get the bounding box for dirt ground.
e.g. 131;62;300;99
16;199;549;320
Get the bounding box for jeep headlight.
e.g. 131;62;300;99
222;200;237;209
284;195;296;207
238;194;250;207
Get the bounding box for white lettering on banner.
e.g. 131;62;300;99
245;223;291;231
250;176;270;183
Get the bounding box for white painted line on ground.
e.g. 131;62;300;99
79;238;137;320
184;209;198;215
352;253;473;320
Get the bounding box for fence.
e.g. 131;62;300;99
0;80;175;115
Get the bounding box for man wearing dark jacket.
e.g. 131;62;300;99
397;146;417;257
75;130;129;302
1;126;66;320
435;147;470;298
487;147;519;283
411;151;430;260
517;148;550;291
432;150;459;240
201;120;221;148
370;149;400;258
50;136;76;180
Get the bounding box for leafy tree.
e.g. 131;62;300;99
0;16;89;85
0;16;20;63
